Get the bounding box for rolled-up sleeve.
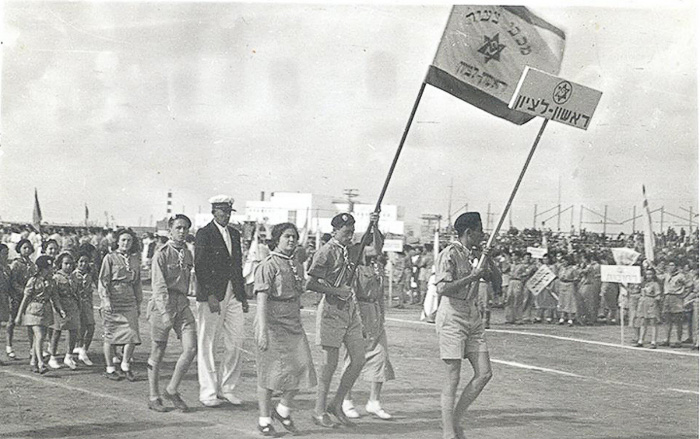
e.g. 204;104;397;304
254;259;276;296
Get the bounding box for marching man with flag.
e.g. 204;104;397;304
435;212;499;439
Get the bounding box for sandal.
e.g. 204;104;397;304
257;422;276;437
272;408;298;433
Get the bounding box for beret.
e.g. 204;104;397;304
454;212;481;234
331;213;355;229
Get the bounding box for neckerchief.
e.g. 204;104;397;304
271;251;302;284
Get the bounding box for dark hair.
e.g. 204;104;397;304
111;229;137;252
55;252;74;268
42;239;60;254
321;233;332;244
35;255;54;270
270;223;299;249
77;251;92;262
0;244;8;254
15;239;34;255
168;214;192;229
79;242;96;255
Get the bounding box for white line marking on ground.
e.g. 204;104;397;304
492;359;699;396
373;313;699;358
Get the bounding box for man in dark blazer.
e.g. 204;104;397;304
195;195;249;407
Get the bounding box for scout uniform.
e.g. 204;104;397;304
663;270;687;322
10;256;37;323
148;240;196;342
51;270;81;331
98;250;142;345
307;218;363;350
21;274;58;327
254;251;317;391
72;268;96;327
435;241;487;359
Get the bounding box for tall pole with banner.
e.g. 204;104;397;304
348;5;568;285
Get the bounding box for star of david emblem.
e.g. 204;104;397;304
553;81;573;104
477;33;506;64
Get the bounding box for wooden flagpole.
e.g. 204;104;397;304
476;118;549;270
346;81;428;284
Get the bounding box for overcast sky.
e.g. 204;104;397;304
0;0;697;234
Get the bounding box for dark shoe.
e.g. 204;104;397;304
327;404;355;427
635;341;643;347
257;422;276;437
659;341;670;347
37;365;48;375
649;343;657;349
272;408;299;433
148;398;168;412
163;390;189;412
104;371;123;381
124;370;138;382
311;413;338;428
670;342;682;349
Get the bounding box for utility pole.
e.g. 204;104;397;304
579;204;583;232
486;203;491;232
632;205;636;234
343;189;359;213
660;206;664;233
447;177;454;228
570;204;574;231
557;175;561;231
603;205;608;236
533;204;537;229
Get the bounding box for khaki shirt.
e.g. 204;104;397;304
150;241;193;317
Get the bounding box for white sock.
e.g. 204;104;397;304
106;366;116;373
276;403;291;418
258;417;272;426
367;400;380;410
121;361;130;372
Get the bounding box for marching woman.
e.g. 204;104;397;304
15;255;64;374
635;267;662;348
534;254;558;323
7;239;37;360
342;225;395;421
72;252;96;365
254;223;317;436
98;229;143;381
48;253;81;370
557;254;580;326
0;245;11;351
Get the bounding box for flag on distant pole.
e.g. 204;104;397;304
642;185;655;263
426;5;566;125
32;188;42;228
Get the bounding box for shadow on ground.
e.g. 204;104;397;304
0;421;214;438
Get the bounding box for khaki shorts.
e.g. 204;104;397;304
148;299;196;343
315;295;364;349
436;296;488;359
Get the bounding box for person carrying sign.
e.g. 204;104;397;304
435;212;498;439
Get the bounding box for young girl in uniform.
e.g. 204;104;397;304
254;223;317;436
48;253;81;370
15;255;64;374
72;252;96;365
636;267;662;348
8;239;37;360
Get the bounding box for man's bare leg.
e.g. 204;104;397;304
441;359;461;439
452;351;493;438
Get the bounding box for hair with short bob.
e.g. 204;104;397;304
15;239;34;255
42;239;60;254
270;223;299;250
111;228;138;253
55;252;74;270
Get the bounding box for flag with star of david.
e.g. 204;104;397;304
426;6;566;125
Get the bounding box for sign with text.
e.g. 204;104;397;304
526;264;556;296
382;239;404;253
526;246;548;259
601;265;641;284
508;66;602;130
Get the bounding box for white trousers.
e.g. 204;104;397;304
196;284;246;403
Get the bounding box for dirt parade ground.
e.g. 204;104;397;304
0;287;697;439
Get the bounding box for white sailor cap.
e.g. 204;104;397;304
209;194;236;211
